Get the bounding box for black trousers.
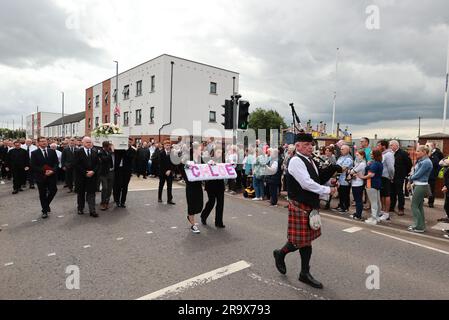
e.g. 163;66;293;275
268;183;279;205
26;169;35;186
390;178;405;211
65;167;75;190
201;189;224;225
37;177;57;213
77;180;96;213
428;179;436;205
444;193;449;218
338;185;351;210
12;168;26;191
113;169;132;205
158;174;173;201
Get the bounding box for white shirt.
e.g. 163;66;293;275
288;152;331;195
22;144;37;157
54;149;62;168
39;148;48;158
84;147;92;157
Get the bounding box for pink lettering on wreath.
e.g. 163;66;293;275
225;164;235;176
191;166;200;177
209;165;219;177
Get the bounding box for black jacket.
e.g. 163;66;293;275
429;148;444;181
98;148;114;176
159;149;175;177
61;146;77;169
6;148;29;170
114;147;137;174
30;148;59;183
394;149;412;180
74;148;100;180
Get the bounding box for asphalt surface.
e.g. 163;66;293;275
1;178;449;300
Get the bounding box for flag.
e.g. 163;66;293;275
114;105;121;116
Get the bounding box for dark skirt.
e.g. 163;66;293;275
287;200;321;248
186;181;203;214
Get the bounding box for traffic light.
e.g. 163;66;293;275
222;99;234;129
238;100;250;130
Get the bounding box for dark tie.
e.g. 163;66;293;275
44;149;48;159
87;149;91;157
27;146;30;153
71;147;74;153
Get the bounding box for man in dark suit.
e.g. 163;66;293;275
389;140;412;215
158;140;175;204
6;140;30;194
30;137;59;219
75;136;100;217
113;139;137;208
62;138;77;193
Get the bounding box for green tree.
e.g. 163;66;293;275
248;108;287;141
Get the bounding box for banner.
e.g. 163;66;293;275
185;163;237;182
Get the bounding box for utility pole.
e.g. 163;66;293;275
61;92;65;138
114;61;119;125
418;116;421;138
331;47;339;137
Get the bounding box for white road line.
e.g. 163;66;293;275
371;231;449;255
47;253;56;257
1;224;8;227
343;227;363;233
171;227;177;229
32;220;37;222
83;245;91;249
248;214;253;217
137;260;252;300
231;217;237;219
146;231;153;234
57;215;64;218
117;237;124;241
4;262;14;267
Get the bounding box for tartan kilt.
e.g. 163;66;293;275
287;200;321;248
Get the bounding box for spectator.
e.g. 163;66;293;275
349;150;367;220
407;145;433;233
252;148;267;201
377;140;395;221
335;145;353;213
389;140;412;216
363;150;384;225
426;142;444;208
439;156;449;223
265;148;281;207
359;137;372;162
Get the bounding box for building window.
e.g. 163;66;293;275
150;107;155;123
95;117;99;128
209;111;216;123
104;92;109;104
105;115;108;123
88;98;92;109
95;95;100;108
113;89;117;103
123;85;130;100
123;112;129;127
151;75;155;92
210;82;217;94
88;118;91;129
136;80;142;96
136;109;142;125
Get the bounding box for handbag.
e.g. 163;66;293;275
309;209;322;231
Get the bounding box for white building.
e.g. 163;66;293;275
85;54;239;143
44;111;86;138
26;112;61;139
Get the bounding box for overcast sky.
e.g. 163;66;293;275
1;0;448;139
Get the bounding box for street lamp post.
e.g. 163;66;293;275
61;92;65;138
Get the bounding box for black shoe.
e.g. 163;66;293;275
273;250;287;275
90;212;99;218
116;202;121;207
30;185;35;189
47;207;51;213
201;216;207;225
215;224;226;229
158;199;163;203
429;204;434;208
12;190;18;194
18;188;24;192
299;272;323;289
119;203;126;208
42;212;48;219
78;210;84;215
167;201;176;205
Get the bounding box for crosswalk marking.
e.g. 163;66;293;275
343;227;363;233
137;260;252;300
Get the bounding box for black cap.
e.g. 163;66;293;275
294;133;314;143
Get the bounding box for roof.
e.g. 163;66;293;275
87;54;240;89
45;111;85;127
419;132;449;139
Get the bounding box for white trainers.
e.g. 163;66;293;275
191;225;200;234
380;213;390;221
252;197;260;201
365;218;377;225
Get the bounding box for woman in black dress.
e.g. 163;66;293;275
182;142;204;234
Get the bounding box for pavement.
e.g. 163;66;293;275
1;176;449;300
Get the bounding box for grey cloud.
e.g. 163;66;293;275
0;0;109;68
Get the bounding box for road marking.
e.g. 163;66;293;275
47;253;56;257
1;224;8;227
117;237;124;241
262;212;268;215
83;245;91;249
57;215;64;218
248;214;253;217
137;260;252;300
4;262;14;267
343;227;363;233
371;231;449;255
231;217;237;219
171;227;177;229
145;204;151;206
146;231;153;234
32;220;38;222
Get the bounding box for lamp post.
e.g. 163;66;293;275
61;92;65;138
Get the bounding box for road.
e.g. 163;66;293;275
1;179;449;300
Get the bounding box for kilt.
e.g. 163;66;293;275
287;200;321;248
